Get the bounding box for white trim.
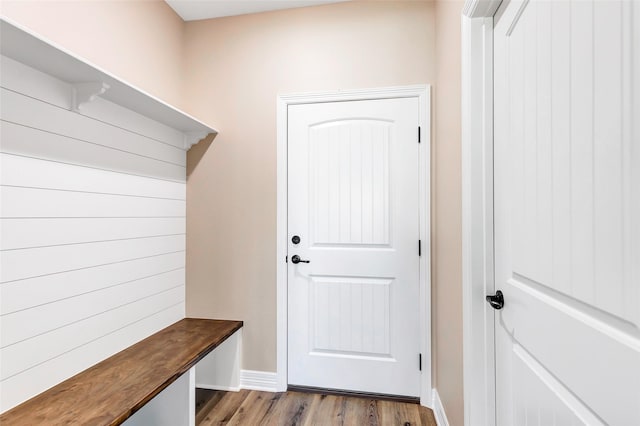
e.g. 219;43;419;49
71;82;110;112
196;383;241;392
184;131;209;150
463;0;502;18
194;330;242;394
276;94;289;392
461;5;498;426
240;370;279;392
276;85;432;403
0;17;217;139
417;87;433;408
188;367;196;426
275;85;432;105
432;388;450;426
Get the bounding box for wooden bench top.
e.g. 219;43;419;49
0;318;243;425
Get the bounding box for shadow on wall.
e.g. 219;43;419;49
187;133;217;179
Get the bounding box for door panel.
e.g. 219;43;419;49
494;1;640;424
310;276;392;358
287;98;420;397
309;120;391;247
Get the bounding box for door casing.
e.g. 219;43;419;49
276;85;432;406
461;1;503;425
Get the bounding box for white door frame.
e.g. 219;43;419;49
276;85;432;406
461;1;502;425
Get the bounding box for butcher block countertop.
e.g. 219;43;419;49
0;318;243;425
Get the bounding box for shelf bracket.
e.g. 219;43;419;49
71;82;110;112
184;131;209;150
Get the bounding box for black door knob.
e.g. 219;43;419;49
486;290;504;310
291;255;310;264
292;235;301;244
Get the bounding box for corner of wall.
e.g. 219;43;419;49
433;0;465;425
432;388;451;426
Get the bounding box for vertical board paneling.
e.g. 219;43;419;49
507;0;637;322
349;124;363;243
570;0;595;305
509;15;526;276
328;127;340;243
550;0;572;296
338;125;350;243
593;1;624;317
372;127;383;243
311;277;392;357
361;125;373;244
523;3;538;282
0;56;186;412
310;121;391;247
536;1;553;285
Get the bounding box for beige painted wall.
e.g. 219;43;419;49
1;1;464;423
0;0;185;108
184;1;463;423
434;2;464;425
183;0;435;370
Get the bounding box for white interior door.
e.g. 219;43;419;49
287;97;421;397
493;1;640;424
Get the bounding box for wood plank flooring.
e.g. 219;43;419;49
195;389;437;426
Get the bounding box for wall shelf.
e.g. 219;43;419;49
0;17;217;150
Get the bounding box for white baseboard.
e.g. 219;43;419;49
196;383;241;392
432;388;450;426
239;370;278;392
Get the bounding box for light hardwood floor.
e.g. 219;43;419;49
195;389;437;426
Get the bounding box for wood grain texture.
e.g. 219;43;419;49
196;389;437;426
0;319;243;425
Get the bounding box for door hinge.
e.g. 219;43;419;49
418;126;421;143
418;239;422;257
419;353;422;371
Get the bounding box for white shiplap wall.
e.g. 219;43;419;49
0;55;188;412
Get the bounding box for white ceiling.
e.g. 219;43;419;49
165;0;349;21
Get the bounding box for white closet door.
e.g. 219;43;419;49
493;1;640;424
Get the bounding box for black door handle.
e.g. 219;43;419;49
486;290;504;310
291;255;310;264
